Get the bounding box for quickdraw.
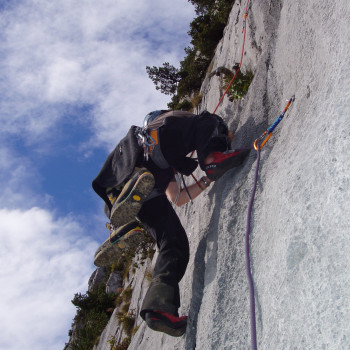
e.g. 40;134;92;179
135;127;156;161
136;127;170;169
242;12;248;33
253;95;295;150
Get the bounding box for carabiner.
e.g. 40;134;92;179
254;132;272;151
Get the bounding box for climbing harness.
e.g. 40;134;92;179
135;127;155;161
136;124;195;205
135;126;171;169
253;95;295;150
136;110;196;169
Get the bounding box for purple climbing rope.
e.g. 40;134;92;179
245;145;260;350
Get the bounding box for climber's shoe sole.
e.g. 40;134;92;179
94;221;144;267
110;169;155;227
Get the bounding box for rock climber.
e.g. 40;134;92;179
92;110;250;337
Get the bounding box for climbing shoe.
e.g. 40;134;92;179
145;310;188;337
110;169;155;227
94;221;144;267
204;149;250;181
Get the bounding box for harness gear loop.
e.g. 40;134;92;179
253;95;295;150
135;127;170;169
135;127;155;161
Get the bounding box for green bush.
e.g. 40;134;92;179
146;62;181;95
72;285;116;318
147;246;156;262
118;309;136;337
69;284;116;350
224;70;254;100
147;0;236;108
188;14;225;59
122;287;133;303
108;336;131;350
68;227;155;349
121;315;135;337
176;46;211;98
70;310;109;350
189;0;234;60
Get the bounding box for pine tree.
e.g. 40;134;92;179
146;62;181;95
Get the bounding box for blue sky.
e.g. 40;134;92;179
0;1;195;349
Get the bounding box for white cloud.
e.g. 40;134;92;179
0;146;103;349
0;207;98;350
0;148;38;208
0;146;52;210
0;2;196;349
0;0;195;149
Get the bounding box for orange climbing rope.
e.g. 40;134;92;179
213;0;251;114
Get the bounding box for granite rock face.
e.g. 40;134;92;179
105;271;123;294
95;1;350;349
88;267;106;292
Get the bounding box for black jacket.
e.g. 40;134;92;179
92;126;142;210
92;111;228;209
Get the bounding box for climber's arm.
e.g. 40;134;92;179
166;176;212;207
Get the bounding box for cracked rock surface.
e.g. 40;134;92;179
97;1;350;349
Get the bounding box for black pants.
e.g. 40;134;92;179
137;112;230;318
138;195;189;318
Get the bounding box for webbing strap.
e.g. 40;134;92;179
181;173;193;204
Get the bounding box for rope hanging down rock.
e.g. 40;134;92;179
213;0;251;114
245;142;260;350
245;96;295;350
209;0;259;347
188;2;295;349
208;1;294;348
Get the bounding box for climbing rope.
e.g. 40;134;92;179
245;96;295;350
245;142;260;350
189;0;250;161
213;0;251;114
200;0;294;347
